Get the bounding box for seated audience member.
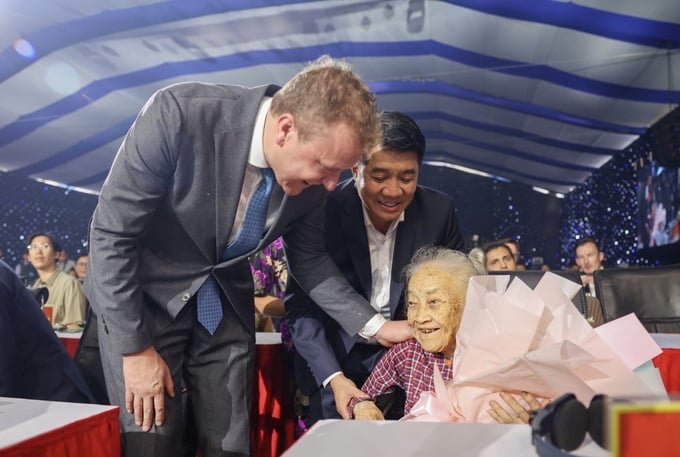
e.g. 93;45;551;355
352;247;543;422
501;237;525;270
27;233;87;325
250;237;288;333
73;253;88;283
481;241;517;272
0;261;94;403
57;247;76;274
14;249;37;285
574;237;604;297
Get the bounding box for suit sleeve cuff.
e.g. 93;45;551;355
322;371;343;388
357;314;386;339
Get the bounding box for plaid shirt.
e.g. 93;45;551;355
362;338;454;414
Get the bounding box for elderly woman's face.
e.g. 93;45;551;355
406;263;465;357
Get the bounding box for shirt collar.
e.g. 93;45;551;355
35;270;59;287
248;97;272;168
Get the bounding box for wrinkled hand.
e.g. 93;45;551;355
375;320;413;348
123;346;175;431
353;401;384;421
329;373;367;419
488;391;548;424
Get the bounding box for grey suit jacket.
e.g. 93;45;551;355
85;82;372;355
286;178;464;386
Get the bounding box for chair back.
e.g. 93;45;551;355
487;270;589;316
594;265;680;333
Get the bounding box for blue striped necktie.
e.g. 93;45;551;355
197;168;274;334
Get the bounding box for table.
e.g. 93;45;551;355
0;397;120;457
651;333;680;393
282;420;609;457
55;331;295;457
55;330;81;358
285;334;680;457
251;332;296;457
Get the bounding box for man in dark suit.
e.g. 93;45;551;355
0;261;94;403
285;112;464;424
85;56;391;457
575;237;605;297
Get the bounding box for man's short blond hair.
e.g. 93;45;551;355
271;55;382;153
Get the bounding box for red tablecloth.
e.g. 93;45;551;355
653;348;680;393
251;341;296;457
0;399;120;457
57;332;80;358
58;332;296;457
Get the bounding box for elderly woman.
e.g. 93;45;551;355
352;246;543;423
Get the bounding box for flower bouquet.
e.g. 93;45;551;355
407;272;665;422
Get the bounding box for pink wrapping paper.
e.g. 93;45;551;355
405;272;664;423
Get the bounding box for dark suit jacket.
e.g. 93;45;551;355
0;261;94;402
286;178;464;387
85;82;372;355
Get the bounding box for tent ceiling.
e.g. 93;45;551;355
1;0;679;194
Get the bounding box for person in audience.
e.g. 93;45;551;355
250;237;287;332
14;249;37;286
501;237;525;270
352;247;543;422
285;111;464;425
248;237;310;435
84;56;390;457
482;241;517;272
73;253;88;283
574;237;604;297
28;233;87;326
57;247;76;274
0;260;94;403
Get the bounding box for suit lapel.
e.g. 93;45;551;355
213;85;276;262
339;188;373;298
214;129;248;262
260;185;286;246
390;200;420;315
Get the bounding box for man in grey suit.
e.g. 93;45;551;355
285;112;464;424
85;56;395;457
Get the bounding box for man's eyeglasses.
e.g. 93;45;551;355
27;242;51;251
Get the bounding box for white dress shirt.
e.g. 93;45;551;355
228;97;272;242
